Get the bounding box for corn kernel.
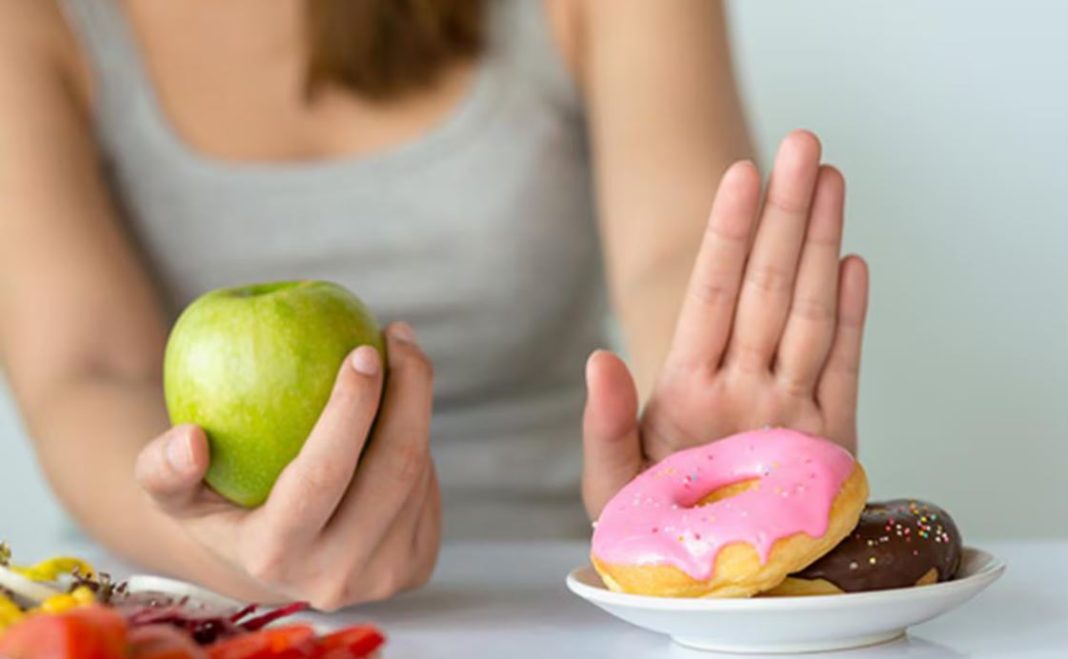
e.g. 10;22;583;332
38;593;78;614
71;586;96;605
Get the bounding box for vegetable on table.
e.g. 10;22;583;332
0;541;385;658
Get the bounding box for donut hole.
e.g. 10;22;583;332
697;478;761;506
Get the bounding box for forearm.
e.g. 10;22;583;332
23;374;267;599
580;0;754;397
609;135;754;399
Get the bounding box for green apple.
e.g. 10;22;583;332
163;280;384;507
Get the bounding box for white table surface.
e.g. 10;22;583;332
29;537;1066;659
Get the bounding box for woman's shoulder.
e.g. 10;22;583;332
488;0;586;113
0;0;90;108
539;0;583;86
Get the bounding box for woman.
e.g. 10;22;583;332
0;0;868;610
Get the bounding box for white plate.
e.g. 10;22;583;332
566;547;1004;654
124;574;246;611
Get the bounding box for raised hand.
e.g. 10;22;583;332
583;131;870;517
134;322;440;610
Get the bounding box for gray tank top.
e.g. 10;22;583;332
60;0;605;538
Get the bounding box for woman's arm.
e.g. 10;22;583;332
0;0;192;564
0;3;439;609
577;0;753;397
574;1;870;515
0;2;278;598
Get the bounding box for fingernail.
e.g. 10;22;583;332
350;345;381;376
389;322;417;343
165;433;193;473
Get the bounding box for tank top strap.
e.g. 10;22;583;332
57;0;149;109
488;0;584;119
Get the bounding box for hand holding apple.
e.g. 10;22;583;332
136;300;439;609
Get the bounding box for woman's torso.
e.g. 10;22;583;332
59;0;605;537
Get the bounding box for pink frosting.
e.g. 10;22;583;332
591;428;856;581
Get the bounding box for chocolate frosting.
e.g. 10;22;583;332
793;499;962;592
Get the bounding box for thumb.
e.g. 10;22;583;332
135;424;211;515
582;350;644;519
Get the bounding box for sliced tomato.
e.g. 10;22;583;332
207;625;317;659
128;624;208;659
0;604;127;659
314;625;385;659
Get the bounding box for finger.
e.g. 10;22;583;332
408;465;442;588
817;255;869;450
315;462;435;609
364;464;438;601
667;161;760;369
263;343;384;541
135;424;211;515
582;350;644;519
775;165;846;394
726;130;823;372
327;322;434;547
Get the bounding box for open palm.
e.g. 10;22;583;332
583;131;870;517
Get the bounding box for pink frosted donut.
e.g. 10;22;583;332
591;428;868;597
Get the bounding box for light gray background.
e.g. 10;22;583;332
2;0;1065;553
728;0;1068;538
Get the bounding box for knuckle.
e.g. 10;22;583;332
310;580;351;612
730;342;770;374
660;360;714;390
777;372;812;398
705;218;748;245
744;264;793;295
243;541;288;585
361;571;401;603
298;459;349;494
687;278;738;308
790;296;835;323
764;191;809;215
391;443;427;482
386;444;427;484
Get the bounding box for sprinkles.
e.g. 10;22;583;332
790;499;962;593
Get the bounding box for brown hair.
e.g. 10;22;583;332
304;0;484;100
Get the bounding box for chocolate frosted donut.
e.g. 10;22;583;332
765;499;962;595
